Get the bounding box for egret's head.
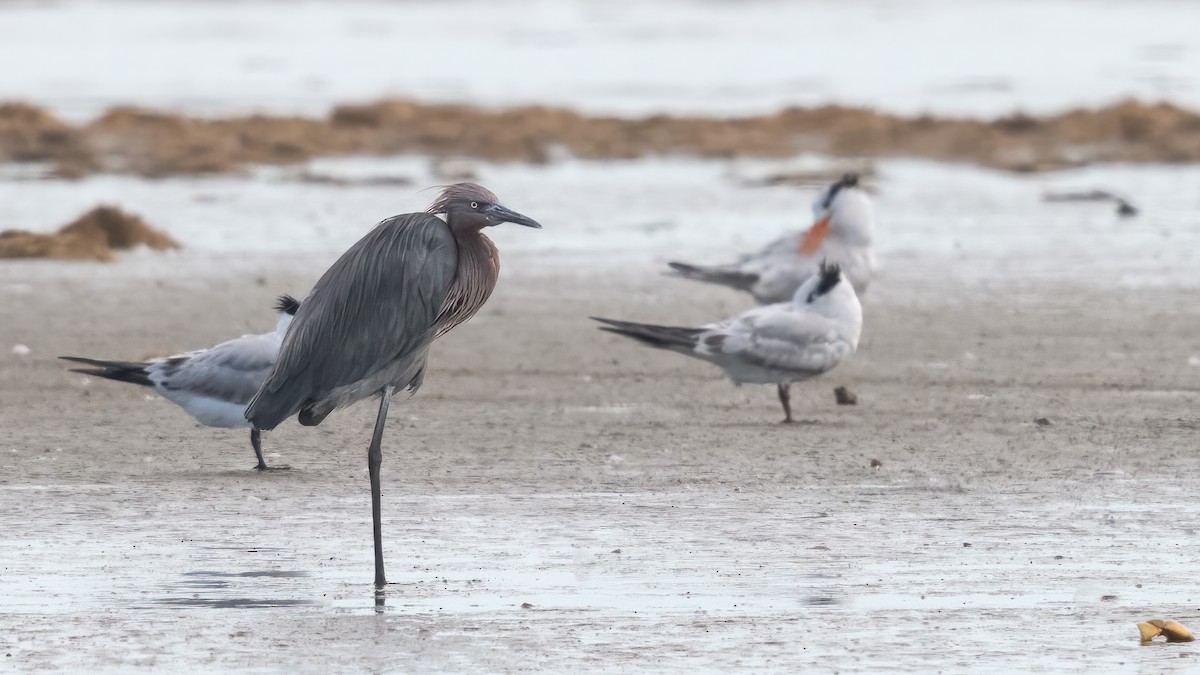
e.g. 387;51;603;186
428;183;542;231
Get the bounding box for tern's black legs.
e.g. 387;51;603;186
777;384;794;424
250;427;289;471
369;385;394;591
251;427;268;470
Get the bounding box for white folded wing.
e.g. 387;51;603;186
697;305;857;385
146;330;286;428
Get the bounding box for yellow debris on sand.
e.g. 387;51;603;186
1138;619;1195;643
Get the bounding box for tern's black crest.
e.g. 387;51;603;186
807;262;842;302
820;172;859;209
274;294;300;316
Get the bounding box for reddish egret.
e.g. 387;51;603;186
245;183;541;590
594;263;861;423
668;173;876;303
60;295;300;470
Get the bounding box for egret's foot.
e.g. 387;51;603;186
254;463;292;471
780;416;795;425
776;383;794;426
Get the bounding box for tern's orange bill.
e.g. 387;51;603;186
797;213;832;255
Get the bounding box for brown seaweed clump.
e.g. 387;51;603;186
0;206;180;262
0;103;85;163
3;98;1200;177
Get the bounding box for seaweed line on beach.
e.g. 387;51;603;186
2;98;1200;178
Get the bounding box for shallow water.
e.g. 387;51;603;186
2;156;1197;288
4;483;1200;671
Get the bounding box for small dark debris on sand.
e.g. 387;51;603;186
520;602;534;610
834;386;858;405
0;206;179;261
870;458;882;469
804;596;840;606
1034;417;1052;426
1042;189;1139;218
1043;189;1123;203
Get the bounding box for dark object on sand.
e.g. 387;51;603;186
1042;189;1139;218
1043;189;1121;203
834;385;858;405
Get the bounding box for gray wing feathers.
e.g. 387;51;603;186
730;313;848;374
666;262;758;292
246;214;457;430
151;335;279;405
746;232;802;262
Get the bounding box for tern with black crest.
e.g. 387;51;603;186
595;262;862;423
668;173;876;304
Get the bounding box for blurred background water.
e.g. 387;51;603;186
1;0;1198;120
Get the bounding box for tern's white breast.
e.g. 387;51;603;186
157;390;252;428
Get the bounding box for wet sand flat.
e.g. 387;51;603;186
2;259;1198;672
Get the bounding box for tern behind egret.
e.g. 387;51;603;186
60;295;300;470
